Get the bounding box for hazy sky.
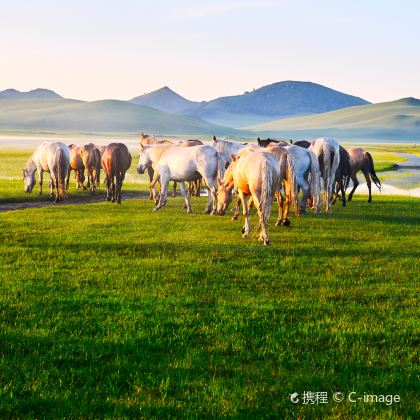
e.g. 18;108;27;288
1;0;419;103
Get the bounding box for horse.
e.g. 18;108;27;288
347;148;382;203
137;144;223;214
23;142;70;203
257;138;289;147
225;146;300;226
80;143;101;195
211;136;247;165
332;145;352;206
178;140;205;197
266;145;321;218
216;150;280;245
309;137;340;213
291;140;311;148
67;144;86;190
139;132;178;198
102;143;132;204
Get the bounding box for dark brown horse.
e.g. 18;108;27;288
347;148;381;203
102;143;132;204
80;143;101;194
332;145;352;206
257;137;289;147
292;140;311;148
66;144;85;190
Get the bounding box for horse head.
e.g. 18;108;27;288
23;165;36;193
136;144;151;174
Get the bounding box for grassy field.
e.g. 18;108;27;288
0;142;419;417
0;194;419;418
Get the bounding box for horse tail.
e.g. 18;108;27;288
322;143;333;209
366;152;382;190
57;148;67;200
308;150;321;211
216;151;226;180
286;152;299;216
260;159;273;230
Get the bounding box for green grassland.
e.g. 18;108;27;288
0;142;419;417
0;195;419;418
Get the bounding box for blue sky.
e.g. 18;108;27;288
1;0;419;102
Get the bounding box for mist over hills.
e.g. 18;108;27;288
248;97;420;141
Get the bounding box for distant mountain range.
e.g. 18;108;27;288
130;81;370;127
0;82;418;141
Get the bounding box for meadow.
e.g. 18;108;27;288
0;140;419;418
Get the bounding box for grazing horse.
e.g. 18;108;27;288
257;138;289;147
211;136;247;165
332;145;352;206
309;137;340;213
80;143;101;194
67;144;85;190
23;142;70;203
137;144;223;214
102;143;132;204
347;148;382;203
216;151;280;245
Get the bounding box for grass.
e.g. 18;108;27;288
0;195;419;418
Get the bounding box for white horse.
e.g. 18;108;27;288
23;142;70;203
274;145;321;213
309;137;340;213
211;136;247;164
137;144;224;214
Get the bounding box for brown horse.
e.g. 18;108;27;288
80;143;101;194
347;148;381;203
102;143;132;204
66;144;86;190
332;145;352;206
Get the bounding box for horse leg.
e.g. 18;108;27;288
339;179;346;206
154;174;168;211
38;168;44;195
275;191;284;226
347;174;358;202
116;173;122;204
66;169;70;190
299;178;309;213
239;191;250;238
150;171;160;205
232;196;241;221
147;166;154;200
363;170;372;203
180;182;192;213
172;181;177;197
105;174;112;201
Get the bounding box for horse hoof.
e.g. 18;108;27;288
187;209;192;214
231;216;238;221
342;202;346;207
275;220;281;227
263;239;271;246
283;219;291;227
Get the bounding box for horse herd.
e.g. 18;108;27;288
22;133;382;245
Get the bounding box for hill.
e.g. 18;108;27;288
130;86;198;113
0;98;241;136
0;88;62;100
129;81;370;128
248;98;420;141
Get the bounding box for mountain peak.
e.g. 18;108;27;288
0;88;62;99
130;86;197;113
